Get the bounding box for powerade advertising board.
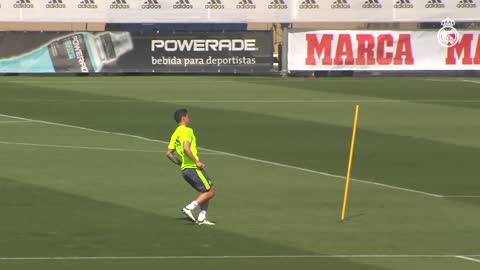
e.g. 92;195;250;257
0;31;274;74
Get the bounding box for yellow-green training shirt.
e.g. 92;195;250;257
168;125;198;170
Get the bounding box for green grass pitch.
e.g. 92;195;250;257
0;76;479;270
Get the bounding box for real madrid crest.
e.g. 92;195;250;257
437;18;459;48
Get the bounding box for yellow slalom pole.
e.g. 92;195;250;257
341;104;360;221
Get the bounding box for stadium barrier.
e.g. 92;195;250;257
285;29;480;73
0;0;477;23
0;31;274;74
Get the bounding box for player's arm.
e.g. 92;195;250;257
183;141;205;169
166;148;181;166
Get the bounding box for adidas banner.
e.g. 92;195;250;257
0;31;273;74
287;29;480;71
0;0;478;23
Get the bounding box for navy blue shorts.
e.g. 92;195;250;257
181;169;213;192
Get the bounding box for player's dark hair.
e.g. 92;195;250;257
174;108;188;123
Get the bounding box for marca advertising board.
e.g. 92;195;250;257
288;29;480;71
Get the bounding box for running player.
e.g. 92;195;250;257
166;109;216;225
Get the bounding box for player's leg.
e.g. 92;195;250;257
194;169;214;223
197;187;215;223
194;186;215;205
181;169;214;223
195;169;215;225
200;200;209;211
198;198;209;222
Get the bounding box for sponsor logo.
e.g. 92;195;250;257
446;33;480;65
331;0;350;9
425;0;445;8
304;33;414;66
457;0;476;8
437;18;459;48
142;0;161;9
394;0;413;8
46;0;66;9
13;0;34;8
173;0;193;9
72;35;89;73
268;0;288;9
78;0;98;9
362;0;382;8
151;39;259;52
300;0;319;9
110;0;129;9
237;0;256;9
205;0;224;9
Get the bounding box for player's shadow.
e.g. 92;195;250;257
174;217;195;223
174;217;219;225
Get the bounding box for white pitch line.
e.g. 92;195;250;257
424;79;456;83
0;113;443;198
204;148;443;198
2;99;140;103
4;80;213;84
5;80;108;84
0;141;222;155
0;141;161;153
3;99;480;103
0;254;479;261
443;195;480;198
456;256;480;263
0;120;30;124
461;80;480;84
425;78;480;85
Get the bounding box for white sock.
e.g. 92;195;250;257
198;210;207;222
185;201;198;210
